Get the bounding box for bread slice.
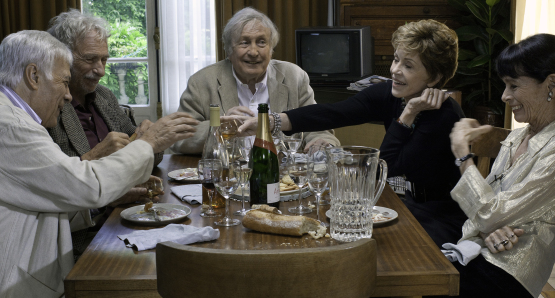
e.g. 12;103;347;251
243;206;326;239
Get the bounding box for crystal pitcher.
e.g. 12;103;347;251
326;146;388;242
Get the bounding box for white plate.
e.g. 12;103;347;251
325;206;398;225
168;168;198;181
120;203;191;225
280;186;309;195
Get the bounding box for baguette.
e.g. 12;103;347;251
242;207;326;239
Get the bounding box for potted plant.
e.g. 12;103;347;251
448;0;513;127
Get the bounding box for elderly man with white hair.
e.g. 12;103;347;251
0;30;198;298
171;7;339;154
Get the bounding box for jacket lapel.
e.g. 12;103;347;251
218;60;240;115
94;95;118;132
61;102;91;156
268;61;289;113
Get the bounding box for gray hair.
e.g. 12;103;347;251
0;30;73;89
47;8;110;51
222;7;279;58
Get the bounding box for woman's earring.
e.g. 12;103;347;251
549;89;553;102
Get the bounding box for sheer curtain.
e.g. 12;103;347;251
509;0;555;129
158;0;217;116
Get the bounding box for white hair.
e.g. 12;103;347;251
47;8;110;51
0;30;73;89
222;7;280;58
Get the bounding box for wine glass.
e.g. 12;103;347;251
220;120;238;155
287;156;311;215
214;163;241;226
282;132;303;166
232;137;253;216
307;145;329;226
198;159;222;217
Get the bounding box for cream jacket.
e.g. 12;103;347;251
171;59;339;154
0;91;154;297
451;122;555;298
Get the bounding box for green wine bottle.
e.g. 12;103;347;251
249;104;280;208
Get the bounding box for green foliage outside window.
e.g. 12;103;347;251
82;0;149;104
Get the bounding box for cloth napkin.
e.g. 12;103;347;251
441;240;481;266
171;184;203;204
117;224;220;251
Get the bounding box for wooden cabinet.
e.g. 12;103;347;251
339;0;460;77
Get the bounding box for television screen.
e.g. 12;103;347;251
299;33;350;74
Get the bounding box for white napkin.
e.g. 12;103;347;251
171;184;203;204
441;240;481;266
118;224;220;251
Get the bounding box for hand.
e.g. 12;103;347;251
134;119;154;139
235;116;259;136
480;226;525;253
138;112;199;153
449;118;493;157
225;106;255;117
108;176;164;207
304;138;331;152
405;88;449;114
81;132;131;161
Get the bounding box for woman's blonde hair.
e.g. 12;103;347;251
392;19;458;88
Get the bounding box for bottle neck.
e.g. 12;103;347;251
209;107;220;127
255;111;277;155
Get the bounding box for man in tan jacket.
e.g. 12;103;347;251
0;30;197;298
171;7;338;154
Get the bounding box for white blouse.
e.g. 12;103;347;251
451;121;555;298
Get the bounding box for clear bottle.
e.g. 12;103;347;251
249;104;280;208
201;104;225;209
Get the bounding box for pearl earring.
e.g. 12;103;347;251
549;90;553;102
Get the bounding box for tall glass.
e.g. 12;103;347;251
214;163;240;226
287;158;311;215
232;137;253;216
220;120;238;156
307;145;329;226
198;159;222;217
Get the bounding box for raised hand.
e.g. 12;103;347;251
138;112;199;153
450;118;493;154
406;88;449;113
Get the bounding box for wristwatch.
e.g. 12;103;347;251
455;153;475;167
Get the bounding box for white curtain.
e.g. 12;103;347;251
510;0;555;129
158;0;217;116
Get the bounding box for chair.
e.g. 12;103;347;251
470;127;511;178
156;238;377;298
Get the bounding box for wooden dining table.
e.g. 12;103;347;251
64;154;459;298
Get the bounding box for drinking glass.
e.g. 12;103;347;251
214;163;241;226
287;157;311;215
307;145;329;226
198;159;222;217
145;177;164;199
282;132;303;163
231;137;253;216
220;120;238;155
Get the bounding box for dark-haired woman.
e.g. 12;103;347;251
436;33;555;298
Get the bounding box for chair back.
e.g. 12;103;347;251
156;238;377;298
471;127;511;177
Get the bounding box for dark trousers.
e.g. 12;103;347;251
403;192;532;298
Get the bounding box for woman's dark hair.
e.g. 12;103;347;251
496;33;555;82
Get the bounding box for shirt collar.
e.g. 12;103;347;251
0;84;42;124
501;122;555;156
231;65;268;91
71;91;97;109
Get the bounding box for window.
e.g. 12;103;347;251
82;0;158;124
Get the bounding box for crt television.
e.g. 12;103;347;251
295;26;373;85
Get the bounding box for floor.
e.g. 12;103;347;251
540;265;555;298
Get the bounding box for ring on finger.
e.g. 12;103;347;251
493;243;500;250
508;234;515;238
500;239;510;246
